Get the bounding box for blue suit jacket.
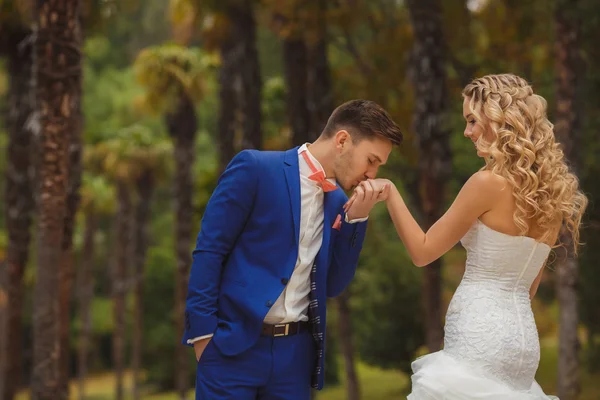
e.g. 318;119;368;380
182;147;367;389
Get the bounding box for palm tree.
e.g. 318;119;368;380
406;0;452;352
119;125;171;400
37;0;125;394
283;37;311;146
232;1;263;151
88;125;171;400
336;291;360;400
31;1;82;399
554;1;583;398
75;173;115;400
266;0;311;146
170;0;263;172
86;140;130;400
57;37;83;400
0;4;35;399
112;180;131;400
267;0;332;145
306;0;333;137
135;44;205;399
86;137;135;400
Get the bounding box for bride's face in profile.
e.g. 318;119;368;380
462;97;494;158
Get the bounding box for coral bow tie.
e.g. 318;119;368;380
300;150;338;192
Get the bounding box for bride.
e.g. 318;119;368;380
345;73;588;399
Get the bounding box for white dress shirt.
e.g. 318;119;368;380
188;144;366;342
264;144;334;323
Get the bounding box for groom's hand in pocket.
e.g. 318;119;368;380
193;337;212;362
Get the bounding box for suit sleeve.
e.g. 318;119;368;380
326;211;367;297
182;150;259;344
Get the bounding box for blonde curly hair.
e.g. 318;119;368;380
462;73;588;252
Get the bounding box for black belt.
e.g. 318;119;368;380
261;321;309;337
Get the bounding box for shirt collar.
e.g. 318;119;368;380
297;143;337;186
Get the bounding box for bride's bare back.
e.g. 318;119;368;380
478;174;561;248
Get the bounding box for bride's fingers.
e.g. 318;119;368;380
354;185;365;202
344;200;354;213
343;196;354;212
379;183;390;199
361;180;376;201
345;186;364;211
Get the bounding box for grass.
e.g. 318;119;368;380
319;362;409;399
16;361;409;400
16;346;600;400
536;336;600;400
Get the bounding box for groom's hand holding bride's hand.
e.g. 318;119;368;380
343;179;393;219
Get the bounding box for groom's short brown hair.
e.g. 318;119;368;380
322;99;403;145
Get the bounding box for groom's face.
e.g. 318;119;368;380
333;131;392;191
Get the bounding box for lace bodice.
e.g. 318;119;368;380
443;219;552;390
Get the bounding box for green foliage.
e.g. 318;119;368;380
0;62;7;96
350;205;425;374
192;131;219;220
79;173;116;216
82;62;149;143
0;0;31;30
85;1;171;67
134;44;209;116
262;76;289;149
142;238;196;389
3;0;600;396
90;297;115;334
85;124;173;185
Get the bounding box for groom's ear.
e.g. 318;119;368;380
335;129;352;151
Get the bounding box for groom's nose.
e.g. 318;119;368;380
365;169;377;180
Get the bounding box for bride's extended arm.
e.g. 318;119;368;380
382;171;503;267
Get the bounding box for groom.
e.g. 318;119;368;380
182;99;403;399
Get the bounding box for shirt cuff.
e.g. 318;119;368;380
345;214;368;224
187;333;213;344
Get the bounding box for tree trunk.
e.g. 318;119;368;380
556;247;580;399
218;1;262;170
554;1;582;398
218;30;238;173
307;0;333;139
0;259;5;400
283;37;311;147
57;33;83;400
32;1;82;399
113;182;132;400
336;292;360;400
1;26;34;400
132;171;155;400
234;1;263;151
406;0;452;353
166;94;197;400
77;212;96;400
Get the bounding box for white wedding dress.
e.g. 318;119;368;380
408;219;558;399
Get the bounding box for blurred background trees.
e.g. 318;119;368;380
0;0;599;399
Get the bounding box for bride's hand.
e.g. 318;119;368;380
343;179;393;215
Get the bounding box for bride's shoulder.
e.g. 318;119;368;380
464;170;510;195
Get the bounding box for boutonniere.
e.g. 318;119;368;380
332;214;342;231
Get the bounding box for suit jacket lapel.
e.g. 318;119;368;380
283;148;301;245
